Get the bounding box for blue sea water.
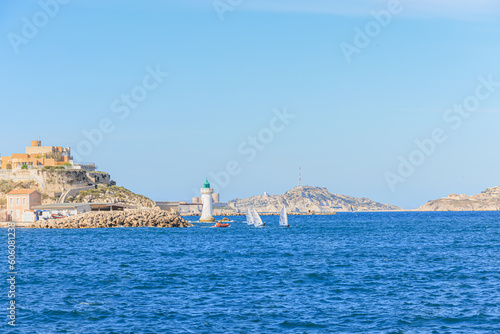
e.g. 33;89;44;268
2;212;500;333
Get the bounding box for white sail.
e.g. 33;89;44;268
252;208;264;227
246;207;254;225
279;205;288;227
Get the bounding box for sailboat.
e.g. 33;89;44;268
279;205;289;228
252;207;264;227
246;207;254;225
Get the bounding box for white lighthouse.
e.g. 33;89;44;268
199;180;215;222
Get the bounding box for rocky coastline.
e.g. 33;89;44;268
417;186;500;211
27;209;192;229
227;186;400;213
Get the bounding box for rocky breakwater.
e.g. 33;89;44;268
28;209;192;229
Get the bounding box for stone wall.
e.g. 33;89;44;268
86;172;111;185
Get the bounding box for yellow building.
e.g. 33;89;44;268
1;140;72;170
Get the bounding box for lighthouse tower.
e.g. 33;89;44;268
199;180;215;222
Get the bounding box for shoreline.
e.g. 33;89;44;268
1;209;191;229
3;210;499;228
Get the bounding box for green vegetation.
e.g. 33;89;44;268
40;193;57;203
21;165;28;170
69;185;156;208
63;162;72;166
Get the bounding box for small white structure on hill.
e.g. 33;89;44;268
199;180;215;222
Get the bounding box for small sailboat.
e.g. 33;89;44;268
279;205;289;228
246;207;254;225
252;207;264;227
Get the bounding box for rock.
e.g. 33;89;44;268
29;209;192;229
418;186;500;211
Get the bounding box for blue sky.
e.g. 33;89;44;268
1;0;499;209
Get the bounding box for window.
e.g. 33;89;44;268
16;198;19;205
23;197;26;205
10;198;13;205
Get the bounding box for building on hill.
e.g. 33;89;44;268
6;189;42;221
24;140;71;157
1;140;71;170
0;140;95;171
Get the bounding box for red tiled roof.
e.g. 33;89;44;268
7;189;39;195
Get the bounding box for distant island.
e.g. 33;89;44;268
227;186;401;213
418;186;500;211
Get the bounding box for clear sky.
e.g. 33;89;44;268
1;0;499;209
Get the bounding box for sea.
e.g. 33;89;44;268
1;212;500;333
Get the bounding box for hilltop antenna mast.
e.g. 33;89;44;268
298;167;302;186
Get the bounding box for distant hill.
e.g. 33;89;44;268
228;186;401;213
418;186;500;211
67;185;156;208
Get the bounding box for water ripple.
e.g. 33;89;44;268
1;212;500;333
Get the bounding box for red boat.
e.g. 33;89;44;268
214;223;230;228
51;214;66;219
